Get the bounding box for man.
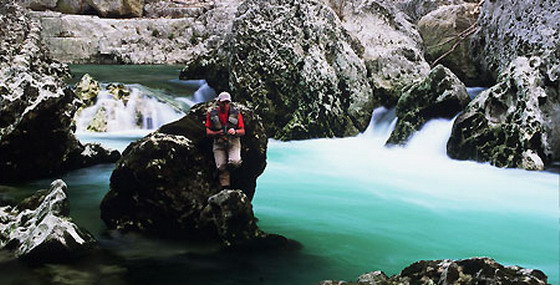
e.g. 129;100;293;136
205;92;245;189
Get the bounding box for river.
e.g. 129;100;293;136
1;65;557;285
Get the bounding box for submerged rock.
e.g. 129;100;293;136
319;257;548;285
447;56;559;170
0;0;120;183
101;102;284;248
386;65;469;145
0;180;96;262
418;3;480;85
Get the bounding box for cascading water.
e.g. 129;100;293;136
75;83;185;133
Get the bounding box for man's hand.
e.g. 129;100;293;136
227;128;237;136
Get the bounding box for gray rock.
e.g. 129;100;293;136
340;0;431;107
386;65;469;145
0;180;96;262
85;0;145;18
471;0;560;82
447;55;559;170
182;0;375;140
0;0;120;183
100;102;287;249
418;3;480;85
445;0;560;170
320;257;548;285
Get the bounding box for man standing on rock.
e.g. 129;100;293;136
205;92;245;189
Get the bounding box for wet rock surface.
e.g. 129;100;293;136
0;0;120;183
101;102;287;248
447;56;560;170
319;257;548;285
387;65;469;145
0;180;96;262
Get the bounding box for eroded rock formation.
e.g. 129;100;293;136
0;180;96;262
447;0;560;170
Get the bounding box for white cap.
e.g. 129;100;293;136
217;92;232;102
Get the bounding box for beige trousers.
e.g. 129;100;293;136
213;137;242;187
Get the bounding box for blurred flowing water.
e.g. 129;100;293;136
0;66;557;284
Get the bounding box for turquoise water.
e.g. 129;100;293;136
8;125;557;284
0;66;557;284
67;64;201;98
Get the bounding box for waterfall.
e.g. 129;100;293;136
75;83;184;133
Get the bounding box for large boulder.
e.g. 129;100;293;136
100;102;284;248
386;65;469;145
447;0;560;170
0;0;120;183
339;0;431;108
182;0;376;140
447;55;560;170
418;3;480;85
0;180;96;262
320;257;548;284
